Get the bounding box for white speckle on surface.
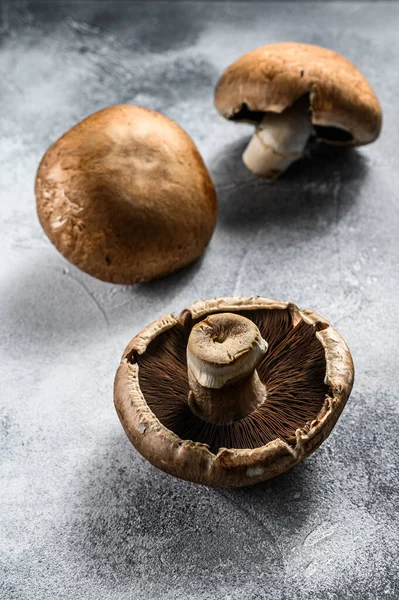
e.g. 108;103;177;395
246;466;264;478
304;524;336;547
51;216;68;229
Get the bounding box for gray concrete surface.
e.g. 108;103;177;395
1;1;398;598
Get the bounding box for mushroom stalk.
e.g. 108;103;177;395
187;313;268;424
243;97;313;178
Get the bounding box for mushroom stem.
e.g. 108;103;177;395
243;96;313;178
186;313;268;424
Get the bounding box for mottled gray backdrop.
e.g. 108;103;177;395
1;1;398;599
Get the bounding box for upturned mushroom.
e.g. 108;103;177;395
214;43;382;178
35;105;217;283
114;297;354;487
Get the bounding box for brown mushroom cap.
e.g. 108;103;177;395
35;105;217;284
215;42;382;145
114;297;354;487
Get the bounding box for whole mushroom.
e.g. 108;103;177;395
114;297;354;487
214;43;382;178
35;105;217;283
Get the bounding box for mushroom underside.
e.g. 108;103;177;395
230;96;354;144
135;308;330;454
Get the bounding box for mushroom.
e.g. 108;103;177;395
114;297;354;487
214;43;382;178
35;105;217;283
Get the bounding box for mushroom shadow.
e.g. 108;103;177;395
0;255;107;357
0;249;204;357
126;252;206;301
213;136;368;235
66;431;318;592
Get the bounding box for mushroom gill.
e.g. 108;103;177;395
135;308;330;454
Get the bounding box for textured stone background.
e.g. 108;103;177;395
1;1;398;599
